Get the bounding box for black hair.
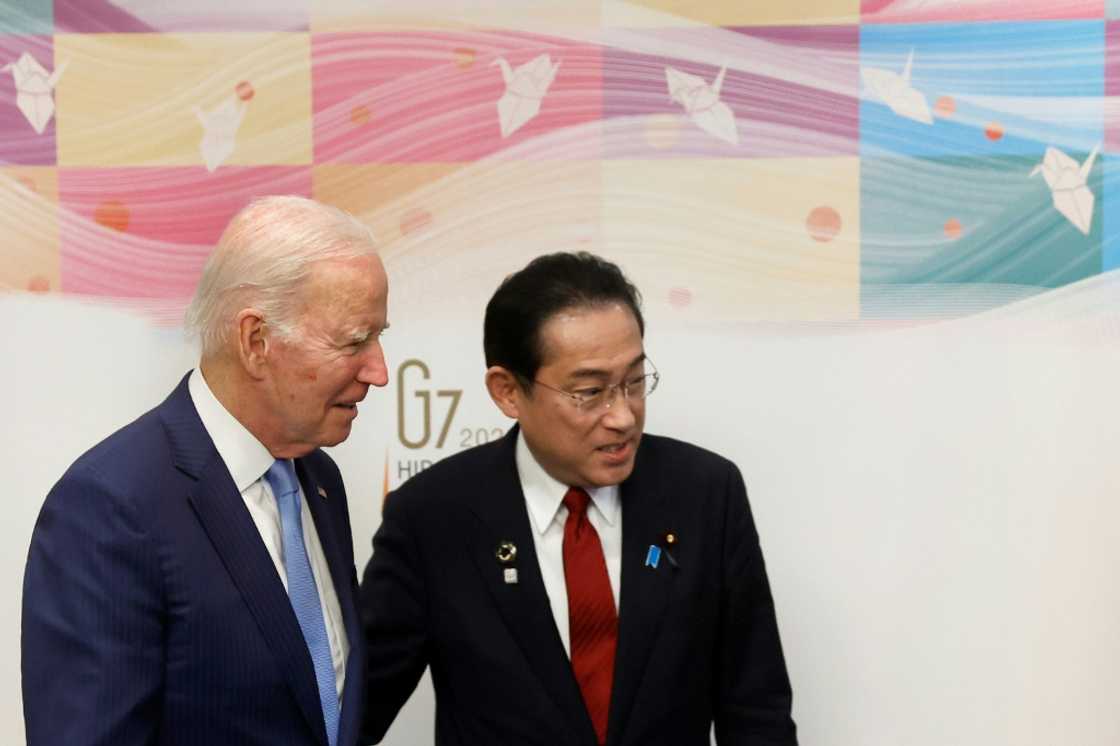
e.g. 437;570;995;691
483;251;644;385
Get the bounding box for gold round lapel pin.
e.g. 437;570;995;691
661;531;680;569
495;541;517;564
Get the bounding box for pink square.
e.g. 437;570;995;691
0;36;56;165
863;0;1104;23
313;31;602;162
59;166;312;298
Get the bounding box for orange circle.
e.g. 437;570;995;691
94;200;130;232
985;122;1004;141
400;207;432;236
934;96;956;118
236;81;255;102
453;47;476;69
350;105;372;127
27;275;50;293
943;218;962;240
806;206;842;243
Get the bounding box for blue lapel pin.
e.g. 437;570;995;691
645;544;662;569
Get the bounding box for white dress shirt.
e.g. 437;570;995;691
188;369;349;703
516;431;622;658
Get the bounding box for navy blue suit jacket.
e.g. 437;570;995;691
22;374;366;746
360;426;796;746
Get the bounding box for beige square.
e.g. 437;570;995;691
55;33;312;167
311;0;600;33
0;168;59;293
602;158;860;322
605;0;860;27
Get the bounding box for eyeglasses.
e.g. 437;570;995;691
532;361;660;415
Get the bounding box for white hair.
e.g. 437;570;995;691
185;195;378;358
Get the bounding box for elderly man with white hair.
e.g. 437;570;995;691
21;196;389;746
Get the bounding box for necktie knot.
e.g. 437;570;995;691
265;459;299;499
563;486;591;517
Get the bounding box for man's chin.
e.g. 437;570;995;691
317;424;353;449
582;460;636;489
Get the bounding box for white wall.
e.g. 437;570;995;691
5;274;1119;745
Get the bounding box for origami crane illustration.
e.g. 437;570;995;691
665;65;738;145
492;54;560;138
1030;143;1099;235
2;52;67;134
194;96;246;172
861;49;933;125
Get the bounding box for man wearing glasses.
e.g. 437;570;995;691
359;252;797;746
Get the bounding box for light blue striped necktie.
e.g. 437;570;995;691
264;459;340;746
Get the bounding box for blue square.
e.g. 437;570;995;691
0;0;52;34
861;22;1104;159
1103;155;1120;269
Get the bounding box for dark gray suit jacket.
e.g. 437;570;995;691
359;426;796;745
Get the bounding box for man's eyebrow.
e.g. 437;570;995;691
339;329;370;345
568;353;646;380
341;321;389;344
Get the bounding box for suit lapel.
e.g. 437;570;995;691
162;376;329;746
606;441;677;746
464;429;598;743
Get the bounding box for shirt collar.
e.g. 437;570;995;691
188;368;276;492
515;429;620;536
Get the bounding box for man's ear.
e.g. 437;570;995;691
235;308;270;380
485;366;523;420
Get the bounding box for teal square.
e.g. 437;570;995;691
862;154;1103;317
0;0;53;34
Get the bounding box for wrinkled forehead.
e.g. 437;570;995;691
292;257;386;327
299;254;385;300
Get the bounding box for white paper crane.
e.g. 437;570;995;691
860;49;932;125
1030;143;1099;235
665;65;739;145
492;54;560;138
2;52;67;134
194;96;246;172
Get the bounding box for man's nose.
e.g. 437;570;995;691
600;386;638;430
358;342;389;387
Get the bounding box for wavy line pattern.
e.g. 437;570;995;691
0;2;1116;325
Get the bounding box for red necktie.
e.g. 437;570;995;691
562;487;617;746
